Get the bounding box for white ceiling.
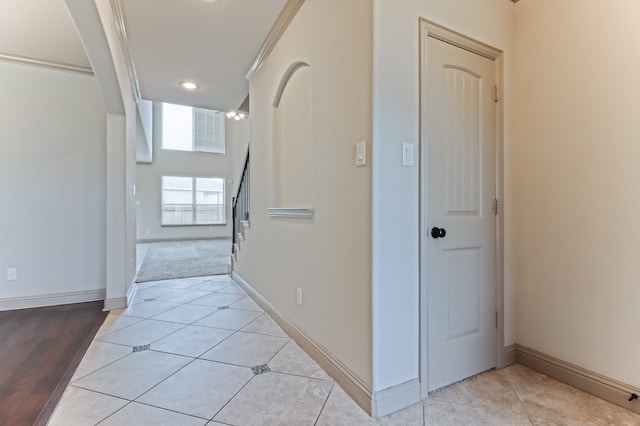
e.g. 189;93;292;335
121;0;288;111
1;0;287;112
0;0;90;67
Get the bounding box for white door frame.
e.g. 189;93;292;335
418;19;505;399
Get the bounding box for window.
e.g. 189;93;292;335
161;103;225;154
161;176;225;225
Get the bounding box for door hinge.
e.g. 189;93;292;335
494;198;499;216
494;85;499;103
496;311;499;328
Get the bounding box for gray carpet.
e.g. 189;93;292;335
135;239;232;283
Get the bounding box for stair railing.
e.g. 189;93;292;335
232;150;250;255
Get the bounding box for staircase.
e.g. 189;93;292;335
231;150;250;267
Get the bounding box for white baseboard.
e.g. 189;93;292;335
371;379;422;418
231;271;375;416
230;273;640;418
515;344;640;414
126;278;137;306
103;297;127;311
504;344;517;366
103;279;137;311
0;289;106;311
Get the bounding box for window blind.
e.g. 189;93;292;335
194;108;225;154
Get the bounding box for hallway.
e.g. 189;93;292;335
49;275;640;425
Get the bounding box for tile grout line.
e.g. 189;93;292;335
503;369;543;425
53;275;239;424
129;356;201;407
208;372;257;422
123;293;269;417
69;347;133;383
95;316;144;339
313;382;336;426
57;275;338;425
111;292;253;405
94;400;134;425
101;318;191;348
67;384;131;405
130;399;212;422
77;316;161;383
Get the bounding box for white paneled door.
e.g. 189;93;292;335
425;35;497;392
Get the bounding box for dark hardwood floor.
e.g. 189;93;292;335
0;301;107;426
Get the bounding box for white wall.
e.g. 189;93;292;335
514;0;640;388
0;61;107;304
235;0;373;387
136;99;153;163
135;103;239;241
92;0;139;306
371;0;514;392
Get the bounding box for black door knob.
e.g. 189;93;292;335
431;227;446;239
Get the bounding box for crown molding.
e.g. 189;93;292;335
245;0;305;81
110;0;142;101
0;51;93;75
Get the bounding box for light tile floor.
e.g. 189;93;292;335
49;275;640;425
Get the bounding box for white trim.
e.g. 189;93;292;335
493;47;506;372
245;0;305;81
418;19;505;398
103;296;127;311
371;379;422;418
268;208;314;219
516;344;640;414
110;0;142;101
231;271;374;415
0;51;93;75
273;62;310;108
0;289;106;312
504;344;517;366
126;278;137;307
422;20;500;60
105;278;138;311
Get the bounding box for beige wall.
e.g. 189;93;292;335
371;0;514;392
136;103;245;241
514;0;640;388
0;61;107;304
235;0;373;387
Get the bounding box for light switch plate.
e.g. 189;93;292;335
356;141;366;167
402;142;414;166
7;268;17;281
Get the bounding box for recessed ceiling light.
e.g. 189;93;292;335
180;81;198;90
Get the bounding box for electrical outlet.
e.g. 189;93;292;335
296;288;303;307
7;268;17;281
